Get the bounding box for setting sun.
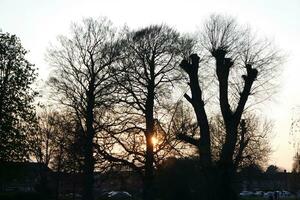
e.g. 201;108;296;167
151;136;158;146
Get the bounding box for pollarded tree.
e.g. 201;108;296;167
96;25;193;200
47;18;121;200
178;15;282;200
0;31;37;162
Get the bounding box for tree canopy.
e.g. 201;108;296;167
0;32;37;162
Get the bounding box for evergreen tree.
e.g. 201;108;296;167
0;32;37;161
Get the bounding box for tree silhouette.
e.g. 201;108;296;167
292;152;300;173
47;18;121;200
99;25;191;200
265;164;281;174
0;32;37;162
178;15;282;200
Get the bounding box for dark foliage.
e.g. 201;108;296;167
0;32;37;162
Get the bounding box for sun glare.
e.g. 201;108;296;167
151;136;158;147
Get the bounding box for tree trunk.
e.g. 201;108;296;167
196;166;237;200
189;68;211;167
180;54;211;168
83;138;94;200
82;82;96;200
143;65;155;200
220;163;238;200
143;133;154;200
181;52;241;200
143;115;155;200
55;146;63;200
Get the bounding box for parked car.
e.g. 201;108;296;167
254;191;264;196
264;191;274;198
63;193;82;200
99;191;132;200
239;191;253;196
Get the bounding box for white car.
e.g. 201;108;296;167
254;191;264;196
107;191;132;199
239;191;253;196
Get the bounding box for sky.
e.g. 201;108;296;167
1;0;300;170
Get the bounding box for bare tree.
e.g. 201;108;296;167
31;108;57;167
31;107;85;171
178;15;282;200
292;152;300;173
30;108;85;198
93;25;191;200
47;18;121;200
210;114;272;169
